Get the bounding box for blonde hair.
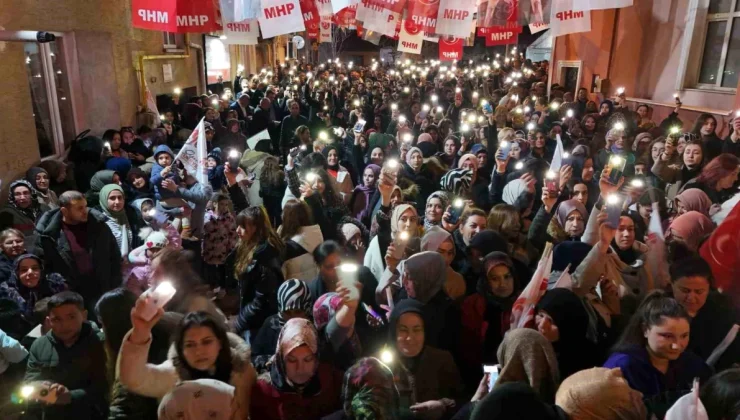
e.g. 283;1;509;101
498;127;516;142
233;206;285;276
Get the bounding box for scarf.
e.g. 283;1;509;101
555;368;647;420
440;168;473;196
405;147;423;172
342;357;400;419
276;279;312;326
555;199;588;230
89;170;118;193
423;191;450;230
270;318;321;392
100;184;131;256
674;189;712;217
668;211;715;252
402;251;446;303
158;379;235;420
390;204;417;240
478;252;517;308
495;328;560;403
503;179;527;206
25;167;49;193
8;180;41;221
458;153;479;184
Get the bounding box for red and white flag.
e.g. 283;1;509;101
510;246;552;329
320;20;333;42
397;19;423;54
259;0;306;38
528;21;549;32
407;0;439;34
438;36;463;60
132;0;222;33
550;0;590;36
300;0;321;24
175;117;208;185
435;0;476;38
222;19;260;44
484;27;519;46
316;0;334;16
572;0;631;11
646;202;670;289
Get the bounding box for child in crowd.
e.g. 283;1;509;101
202;192;238;288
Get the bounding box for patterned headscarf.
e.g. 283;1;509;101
7;180;41;221
277;279;312;326
342;357;400;420
424;191;450;230
158;379;235;420
312;292;344;331
269;318;321;393
440;168;473;195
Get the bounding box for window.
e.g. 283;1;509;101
24;37;76;158
696;0;740;89
163;32;185;51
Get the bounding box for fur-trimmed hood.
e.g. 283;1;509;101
168;332;252;380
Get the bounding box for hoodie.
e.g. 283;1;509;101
150;145;180;201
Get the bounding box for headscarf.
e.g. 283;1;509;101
495;329;560;403
478;251;518;307
424;191;450;230
417;133;433;144
312;292;344;331
440;168;472;195
555;367;647;420
360;164;381;190
271;318;320;391
458;153;479;183
105;157;132;177
633;132;653;152
402;251;446;303
552;242;592;274
342;357;400;420
668;211;715;252
535;288;591;378
674;189;712;217
554;199;588;229
390;204;417;238
471;382;567;420
276;279;312;325
599;100;614;117
25;167;49;193
89;170;118;193
99;184;129;225
7;180;41;221
468;230;509;255
157;379;235;420
341;223;362;243
388;298;425;346
405;147;423;170
503;179;527;206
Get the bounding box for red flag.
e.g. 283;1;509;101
131;0;221;33
438;36;463;61
300;0;320;24
307;21;320;38
406;0;439;34
510;246;552;329
484;27;519;46
332;4;358;25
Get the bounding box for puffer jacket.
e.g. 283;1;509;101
118;330;257;420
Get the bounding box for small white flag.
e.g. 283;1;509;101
145;80;159;117
175;117;208;185
511;245;553;329
550;134;566;172
247;129;271;150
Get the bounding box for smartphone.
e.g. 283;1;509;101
392;231;409;260
482;102;494;114
419;104;430;119
227;149;241;169
338;263;360;301
499;140;511;160
606;194;622;228
140;281;177;321
147;208;168;226
608;155;626;185
483;365;499;391
562;152;572;167
246;171;256;182
353;119;366;133
383;158;400;175
545;170;559;195
447;198;465;225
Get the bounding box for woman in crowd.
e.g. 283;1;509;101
604;291;712;416
86;169;121;204
399;146;436;214
226;206;285;341
250;318;343;420
103;129;128;159
323;145;354;204
700;369;740;420
672;188;712;219
348;164;380;226
691;113;722;160
26;167;59;209
0;180;49;240
555;367;647;419
667;211;714;253
459;252;520;389
652;137;705;200
529;197;588;252
420;226;466;301
423;191;449;230
281;199;324;282
386;299;464;419
126;167;153;200
0;253;66;321
251;279;313;373
38;158;74;196
0;228;25;283
98;184;141;258
680;153;740;205
323;357;400;420
486;203;538;266
119;304;256;420
298;169;349;237
494;328;560;404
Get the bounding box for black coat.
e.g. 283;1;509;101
33;208;121;314
250;107;273;136
226;241;284;335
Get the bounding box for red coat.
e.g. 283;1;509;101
459;293;511;367
250;362;344;420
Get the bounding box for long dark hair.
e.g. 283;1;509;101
690;113;717;137
280;199;313;242
173;311;233;383
700;368;740;420
611;290;690;353
96;288;137;383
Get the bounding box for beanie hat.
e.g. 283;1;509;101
145;230;168;249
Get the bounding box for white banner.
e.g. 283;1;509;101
259;0;306;38
435;0;476;38
175;117;208;185
145;80;159;116
331;0;352;13
362;6;400;37
320;20;333;42
247;129;271;150
398;20;423;54
223;19;260;44
316;0;334;16
550;4;590;36
573;0;632;11
528;22;549;33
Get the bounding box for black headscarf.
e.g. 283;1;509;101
25;167;49;193
388;299;426;370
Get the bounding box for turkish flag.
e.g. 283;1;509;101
300;0;320;24
477;22;521;36
132;0;221;33
406;0;439;33
438;36;463;61
307;21;320;38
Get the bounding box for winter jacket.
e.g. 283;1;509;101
118;329;256;420
150;145;180;201
203;209;238;265
34;208;121;314
0;272;66;319
0;204;49;245
167;178;217;238
0;253;13;284
250;362;343;420
279;114;310;154
226;242;285;335
282;225;323;282
651;158;702;201
24;322;108;419
95;204;143;258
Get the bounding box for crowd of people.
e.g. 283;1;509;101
0;52;739;420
